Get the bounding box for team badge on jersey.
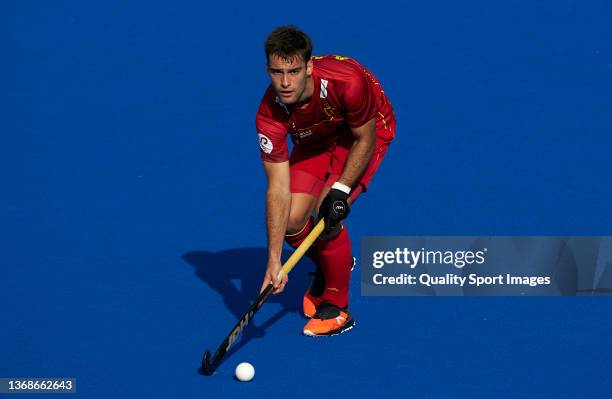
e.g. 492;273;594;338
258;133;273;154
322;100;338;118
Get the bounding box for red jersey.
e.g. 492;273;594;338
256;55;396;162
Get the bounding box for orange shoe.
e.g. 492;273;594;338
303;290;324;318
303;258;356;318
303;266;326;318
303;303;355;336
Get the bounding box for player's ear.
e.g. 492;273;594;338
306;58;313;76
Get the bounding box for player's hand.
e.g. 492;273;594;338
260;258;288;295
319;188;351;232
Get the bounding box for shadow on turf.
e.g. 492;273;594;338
182;248;314;373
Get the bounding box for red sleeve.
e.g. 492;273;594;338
341;69;377;128
256;107;288;163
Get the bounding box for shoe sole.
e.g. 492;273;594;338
303;319;356;337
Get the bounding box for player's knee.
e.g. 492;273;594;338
286;214;310;235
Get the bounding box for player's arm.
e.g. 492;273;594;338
318;118;375;232
260;160;291;294
338;117;376;188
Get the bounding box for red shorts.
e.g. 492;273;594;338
289;132;392;203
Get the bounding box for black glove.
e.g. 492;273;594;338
319;188;350;231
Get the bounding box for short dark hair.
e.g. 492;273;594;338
264;25;312;64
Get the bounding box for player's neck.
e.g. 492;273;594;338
294;76;314;109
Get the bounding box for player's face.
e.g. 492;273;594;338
267;54;313;105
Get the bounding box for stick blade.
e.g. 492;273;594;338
201;350;215;376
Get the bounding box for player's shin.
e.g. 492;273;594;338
315;226;352;309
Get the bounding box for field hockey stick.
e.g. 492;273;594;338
201;219;325;375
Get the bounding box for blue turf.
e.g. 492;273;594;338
2;1;611;397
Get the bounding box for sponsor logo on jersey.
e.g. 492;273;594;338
297;130;312;139
291;130;313;144
258;133;273;154
320;79;328;99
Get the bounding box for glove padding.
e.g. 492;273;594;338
318;188;350;231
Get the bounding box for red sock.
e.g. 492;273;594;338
285;216;319;263
315;227;352;309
